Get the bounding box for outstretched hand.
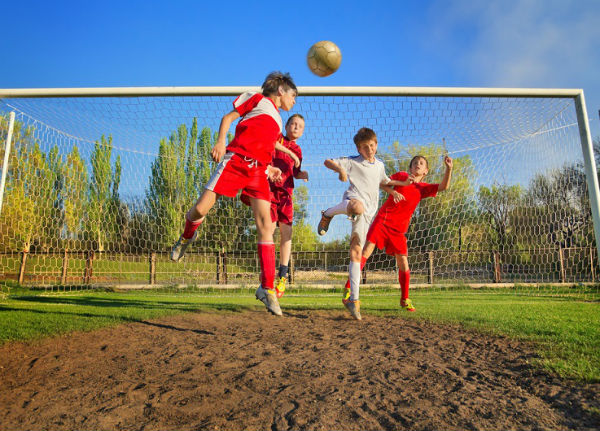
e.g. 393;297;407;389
392;191;406;203
211;143;226;162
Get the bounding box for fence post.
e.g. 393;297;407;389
428;251;434;284
149;252;156;285
493;251;501;283
61;249;69;285
18;250;28;284
84;251;94;284
289;252;294;284
324;251;328;273
590;247;596;282
216;250;221;284
558;245;566;283
222;247;228;285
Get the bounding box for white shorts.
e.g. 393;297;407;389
350;213;374;247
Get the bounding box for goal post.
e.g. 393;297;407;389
1;86;599;291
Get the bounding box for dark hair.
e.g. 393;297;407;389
410;155;429;169
353;127;377;146
262;71;297;97
286;113;305;127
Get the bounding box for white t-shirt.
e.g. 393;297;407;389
332;155;391;218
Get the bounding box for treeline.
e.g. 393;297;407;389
0;114;598;258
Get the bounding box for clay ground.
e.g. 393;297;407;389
0;310;598;430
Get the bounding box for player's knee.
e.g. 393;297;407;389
348;200;364;215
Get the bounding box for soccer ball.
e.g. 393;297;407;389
306;41;342;77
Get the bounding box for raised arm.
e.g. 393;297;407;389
387;177;414;187
211;110;240;162
438;156;453;192
275;142;300;168
324;159;347;182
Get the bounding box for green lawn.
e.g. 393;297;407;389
0;285;598;382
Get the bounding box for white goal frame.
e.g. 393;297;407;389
2;85;599;270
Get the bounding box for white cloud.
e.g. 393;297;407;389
427;0;600;133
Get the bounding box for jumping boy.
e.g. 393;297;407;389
318;127;405;320
349;154;453;314
170;71;298;317
270;114;309;298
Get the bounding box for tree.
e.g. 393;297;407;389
527;163;592;249
63;145;88;248
87;135;122;251
144;119;252;252
478;183;523;250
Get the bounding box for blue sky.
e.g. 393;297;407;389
1;0;599;137
1;0;599;242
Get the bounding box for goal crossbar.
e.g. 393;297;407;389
0;86;585;98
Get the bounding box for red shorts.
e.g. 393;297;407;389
366;218;408;256
270;190;293;225
206;152;271;202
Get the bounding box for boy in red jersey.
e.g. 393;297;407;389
270;114;308;298
170;72;297;316
344;154;453;313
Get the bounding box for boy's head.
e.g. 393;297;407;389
285;114;305;141
262;72;298;97
353;127;378;162
409;155;429;177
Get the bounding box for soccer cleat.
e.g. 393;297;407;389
342;286;351;304
170;232;197;262
400;298;416;312
317;211;333;236
255;286;283;316
275;276;287;298
343;299;362;320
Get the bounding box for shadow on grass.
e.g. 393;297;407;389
11;294;246;310
0;295;256;323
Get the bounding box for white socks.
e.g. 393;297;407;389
349;260;361;301
324;200;348;218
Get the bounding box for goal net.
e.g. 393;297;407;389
1;87;599;298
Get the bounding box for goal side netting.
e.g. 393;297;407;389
1;87;599;298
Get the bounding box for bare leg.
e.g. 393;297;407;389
186;189;218;222
279;223;293;267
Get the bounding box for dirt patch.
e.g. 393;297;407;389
0;310;598;430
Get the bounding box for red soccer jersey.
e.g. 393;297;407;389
226;92;283;164
270;137;302;197
374;171;439;233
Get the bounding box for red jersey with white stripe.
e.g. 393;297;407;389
271;137;302;197
226;92;283;164
374;171;439;233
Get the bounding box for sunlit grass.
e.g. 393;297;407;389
0;285;598;382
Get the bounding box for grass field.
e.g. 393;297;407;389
1;284;598;383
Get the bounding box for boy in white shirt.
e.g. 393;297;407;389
318;127;408;320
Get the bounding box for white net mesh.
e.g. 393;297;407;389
0;90;598;297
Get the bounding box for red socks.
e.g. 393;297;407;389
398;270;410;300
182;217;203;239
345;255;367;289
258;242;276;290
